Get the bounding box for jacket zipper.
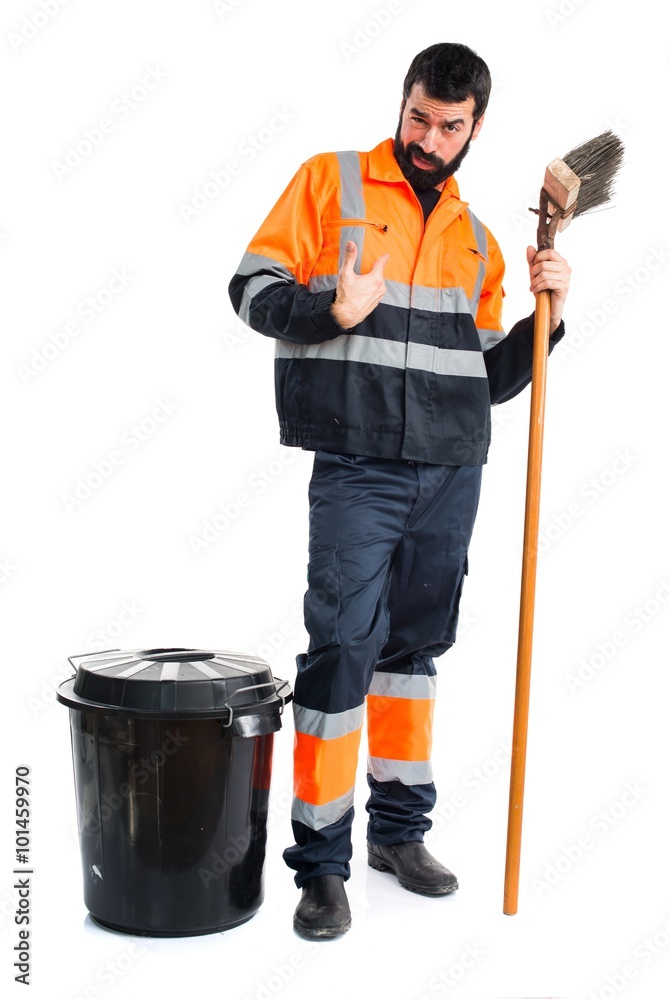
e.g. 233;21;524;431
324;219;388;234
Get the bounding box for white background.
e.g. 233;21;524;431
1;1;668;998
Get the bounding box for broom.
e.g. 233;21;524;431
503;130;624;915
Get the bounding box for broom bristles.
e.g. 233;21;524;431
563;129;624;217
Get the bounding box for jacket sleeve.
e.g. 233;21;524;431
476;228;565;405
228;160;345;345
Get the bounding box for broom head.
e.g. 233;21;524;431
542;129;624;234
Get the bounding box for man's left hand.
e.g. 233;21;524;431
526;246;571;333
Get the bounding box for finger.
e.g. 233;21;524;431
340;241;357;272
533;248;566;265
526;245;537;267
530;276;569;295
372;252;390;274
530;260;570;279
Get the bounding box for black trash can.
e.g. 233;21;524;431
57;647;291;936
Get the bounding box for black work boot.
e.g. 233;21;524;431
367;841;458;896
293;874;351;939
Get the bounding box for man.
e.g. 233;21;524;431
229;42;570;939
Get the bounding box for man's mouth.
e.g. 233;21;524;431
411;151;435;170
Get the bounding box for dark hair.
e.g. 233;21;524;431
402;43;491;121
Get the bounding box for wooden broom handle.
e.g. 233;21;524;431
503;287;552;915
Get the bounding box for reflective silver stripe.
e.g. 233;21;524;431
411;284;473;315
468;209;488;260
276;334;405;368
383;279;411;309
307;274;338;293
407;342;486;379
336;151;365;219
467;209;488;318
292;788;355;831
276;334;487;379
336;151;365;274
293;703;364;740
307;274;471;314
236;250;295;281
478;326;506;351
308;274;410;310
367;757;433;785
239;273;285;325
368;672;437;700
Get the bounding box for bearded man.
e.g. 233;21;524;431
229;41;570;939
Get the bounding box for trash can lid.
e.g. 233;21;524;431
56;648;291;721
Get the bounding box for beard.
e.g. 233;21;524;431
393;118;474;190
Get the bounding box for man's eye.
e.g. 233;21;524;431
410;116;426;125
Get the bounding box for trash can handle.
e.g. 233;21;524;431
67;651;97;670
274;677;291;713
221;677;291;727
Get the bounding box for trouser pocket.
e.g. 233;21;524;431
304;549;341;653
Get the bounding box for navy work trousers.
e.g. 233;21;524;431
283;451;482;886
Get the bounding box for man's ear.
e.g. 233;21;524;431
471;113;485;140
399;97;406;118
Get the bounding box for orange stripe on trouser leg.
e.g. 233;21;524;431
294;727;362;806
366;695;434;761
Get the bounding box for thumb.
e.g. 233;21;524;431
342;241;358;270
526;245;537;267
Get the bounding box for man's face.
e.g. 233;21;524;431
393;83;484;190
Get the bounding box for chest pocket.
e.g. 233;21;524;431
441;243;487;317
320;218;389;274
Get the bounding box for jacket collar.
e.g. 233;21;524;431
367;138;466;205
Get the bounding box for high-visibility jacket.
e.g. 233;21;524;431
229;138;564;465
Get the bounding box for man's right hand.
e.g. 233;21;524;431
330;241;389;330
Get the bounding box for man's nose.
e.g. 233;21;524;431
419;127;440;154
